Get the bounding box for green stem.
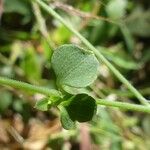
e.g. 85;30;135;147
35;0;148;105
0;76;61;97
0;76;150;113
96;99;150;113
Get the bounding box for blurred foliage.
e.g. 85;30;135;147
0;0;150;149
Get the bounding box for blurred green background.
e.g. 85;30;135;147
0;0;150;149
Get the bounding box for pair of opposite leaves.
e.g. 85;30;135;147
51;44;99;129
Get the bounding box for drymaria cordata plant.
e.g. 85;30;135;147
35;44;99;129
0;44;150;130
0;0;150;130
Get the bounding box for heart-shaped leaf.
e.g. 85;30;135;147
63;94;97;122
51;44;99;89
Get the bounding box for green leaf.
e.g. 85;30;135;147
52;44;99;89
106;0;127;19
35;97;51;111
63;94;97;122
59;105;76;130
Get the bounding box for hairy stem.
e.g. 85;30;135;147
0;76;61;97
0;76;150;113
35;0;148;105
96;99;150;113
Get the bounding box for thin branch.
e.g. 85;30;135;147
0;76;150;113
52;2;119;25
0;76;61;97
32;1;55;49
96;99;150;113
35;0;149;105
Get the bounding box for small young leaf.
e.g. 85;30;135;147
59;105;76;130
35;98;51;111
63;94;97;122
51;44;99;89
